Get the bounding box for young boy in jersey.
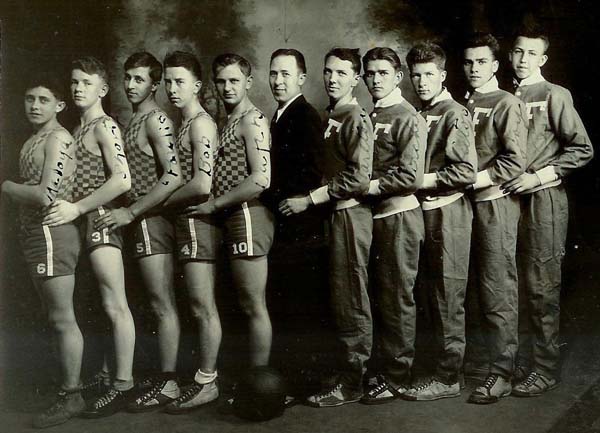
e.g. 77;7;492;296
158;51;222;414
92;52;183;411
42;56;136;417
359;47;427;404
1;75;83;428
184;53;273;374
503;25;593;396
279;48;374;407
460;34;528;404
404;42;477;401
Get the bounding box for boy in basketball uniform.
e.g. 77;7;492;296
93;52;183;411
2;75;83;428
158;51;222;414
43;56;136;417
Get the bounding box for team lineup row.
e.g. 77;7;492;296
1;24;593;428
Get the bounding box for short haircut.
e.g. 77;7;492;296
71;56;109;83
325;48;361;74
463;32;500;60
212;53;252;78
164;51;202;81
24;72;66;102
124;52;163;83
514;21;550;53
406;42;447;71
270;48;307;74
362;47;402;72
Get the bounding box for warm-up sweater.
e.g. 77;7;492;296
463;76;528;201
310;97;374;210
512;69;593;193
419;88;477;210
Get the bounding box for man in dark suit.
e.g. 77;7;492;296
266;48;328;396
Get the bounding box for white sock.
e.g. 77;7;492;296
194;369;217;385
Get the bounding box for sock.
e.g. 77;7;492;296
194;369;217;385
113;378;134;392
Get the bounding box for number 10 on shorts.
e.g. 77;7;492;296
232;241;248;255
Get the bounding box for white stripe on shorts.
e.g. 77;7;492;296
140;218;152;255
97;206;109;243
241;202;254;256
42;224;54;276
188;218;198;258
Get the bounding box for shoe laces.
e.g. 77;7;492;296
412;378;435;392
176;382;204;403
521;372;539;388
482;374;499;390
368;376;389;396
94;388;120;409
315;383;342;399
139;379;167;403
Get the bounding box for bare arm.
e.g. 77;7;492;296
164;115;216;207
185;110;270;215
43;118;131;226
2;130;75;207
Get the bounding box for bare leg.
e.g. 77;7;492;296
184;261;220;372
89;246;135;382
36;275;83;389
138;253;180;372
232;256;271;366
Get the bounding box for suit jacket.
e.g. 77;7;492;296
265;94;327;249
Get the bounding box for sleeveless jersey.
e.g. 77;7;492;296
72;116;113;201
213;108;261;198
124;109;163;200
176;111;216;184
19;127;74;226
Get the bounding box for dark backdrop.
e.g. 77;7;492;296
1;0;599;399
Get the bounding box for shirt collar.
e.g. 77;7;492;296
465;75;499;99
425;87;453;108
513;68;546;88
374;87;404;108
275;93;302;122
328;96;359;113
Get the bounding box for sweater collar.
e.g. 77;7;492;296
465;75;499;99
424;87;453;109
374;87;404;108
513;68;546;88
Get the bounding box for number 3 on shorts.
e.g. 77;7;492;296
91;231;101;242
232;241;248;255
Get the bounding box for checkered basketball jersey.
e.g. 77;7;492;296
213;108;262;198
19;127;75;225
72;116;113;201
176;111;216;183
124;109;164;200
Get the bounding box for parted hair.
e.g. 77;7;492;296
25;72;67;102
406;42;446;71
270;48;307;74
362;47;403;72
125;52;163;83
463;32;500;59
72;56;109;82
325;48;362;74
212;53;252;78
164;51;202;81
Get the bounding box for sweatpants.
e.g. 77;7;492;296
329;204;373;391
517;185;568;379
471;195;520;378
371;207;424;385
422;197;472;384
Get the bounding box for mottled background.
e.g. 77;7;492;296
1;0;600;406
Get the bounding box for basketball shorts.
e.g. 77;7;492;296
128;214;175;258
175;214;221;261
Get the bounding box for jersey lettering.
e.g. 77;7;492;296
472;107;493;136
324;119;342;139
525;101;548;120
425;115;443;132
373;122;392;139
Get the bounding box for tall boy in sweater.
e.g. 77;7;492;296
504;26;593;396
461;33;528;404
279;48;374;407
404;42;477;401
